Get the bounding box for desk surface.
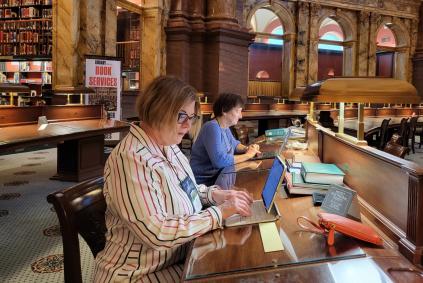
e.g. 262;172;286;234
0;119;129;151
183;148;422;282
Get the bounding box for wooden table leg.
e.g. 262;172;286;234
51;135;105;182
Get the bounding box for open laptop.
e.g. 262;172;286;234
249;129;291;161
224;156;287;227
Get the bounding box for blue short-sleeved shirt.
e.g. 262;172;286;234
190;119;240;185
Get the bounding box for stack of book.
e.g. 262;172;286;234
286;161;345;195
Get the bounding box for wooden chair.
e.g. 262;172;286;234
47;177;106;283
408;116;419;153
231;125;249;145
378;118;391;150
397;117;409;147
384;134;409;158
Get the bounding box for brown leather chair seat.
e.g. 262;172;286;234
383;134;409;158
47;177;106;283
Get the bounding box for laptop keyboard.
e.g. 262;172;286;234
240;200;268;222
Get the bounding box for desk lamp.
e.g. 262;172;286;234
292;77;420;145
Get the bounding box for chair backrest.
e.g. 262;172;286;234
232;125;249;145
397;118;409;146
47;177;106;283
379;118;391;149
409;116;419;135
384;141;409;158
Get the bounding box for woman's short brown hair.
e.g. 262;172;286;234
136;76;199;129
213;92;245;118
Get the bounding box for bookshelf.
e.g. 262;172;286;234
117;8;140;91
0;0;53;57
0;0;52;100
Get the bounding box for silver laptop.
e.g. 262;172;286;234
250;129;291;161
224;156;287;227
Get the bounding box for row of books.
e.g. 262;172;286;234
285;161;345;195
0;29;51;41
0;0;52;7
0;61;52;72
0;30;41;43
1;21;52;30
0;42;51;55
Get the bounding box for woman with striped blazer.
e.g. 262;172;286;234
94;76;253;283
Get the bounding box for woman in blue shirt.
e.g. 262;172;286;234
190;93;260;185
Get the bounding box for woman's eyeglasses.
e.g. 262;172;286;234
177;112;200;124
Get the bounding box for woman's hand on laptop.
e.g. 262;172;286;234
246;144;261;158
219;197;252;219
212;189;253;205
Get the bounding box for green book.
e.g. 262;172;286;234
265;128;287;137
301;162;345;185
292;172;331;189
286;172;329;195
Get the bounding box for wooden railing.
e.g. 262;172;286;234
248;80;281;97
307;121;423;265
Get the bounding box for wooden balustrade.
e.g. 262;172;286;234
248;80;281;97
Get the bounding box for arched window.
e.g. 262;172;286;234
318;18;344;80
248;8;283;97
376;25;396;78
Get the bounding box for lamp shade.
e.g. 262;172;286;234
294;77;420;104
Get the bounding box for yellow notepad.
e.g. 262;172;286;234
259;222;284;252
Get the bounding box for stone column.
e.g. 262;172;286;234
357;11;370;76
206;0;237;28
203;0;253;100
295;1;309;87
368;13;382;77
283;33;296;97
52;0;81;89
141;1;167;90
408;19;418;82
104;0;117;57
307;3;320;83
53;0;116;90
412;3;423;99
166;0;191;82
188;0;206;92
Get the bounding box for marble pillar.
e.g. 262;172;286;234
295;2;309;87
52;0;80;89
283;33;295;97
368;13;382;77
357;11;370;76
105;0;117;57
53;0;117;90
308;3;320;83
413;3;423;99
141;2;167;91
166;1;191;82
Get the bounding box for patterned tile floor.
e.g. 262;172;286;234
0;148;95;283
0;140;422;283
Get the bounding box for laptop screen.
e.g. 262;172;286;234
262;157;286;211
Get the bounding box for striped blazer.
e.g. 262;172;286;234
94;123;222;282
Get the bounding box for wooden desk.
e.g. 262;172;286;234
183;166;421;282
0;119;129;181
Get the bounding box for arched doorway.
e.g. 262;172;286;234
248;8;284;98
318;18;344;80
